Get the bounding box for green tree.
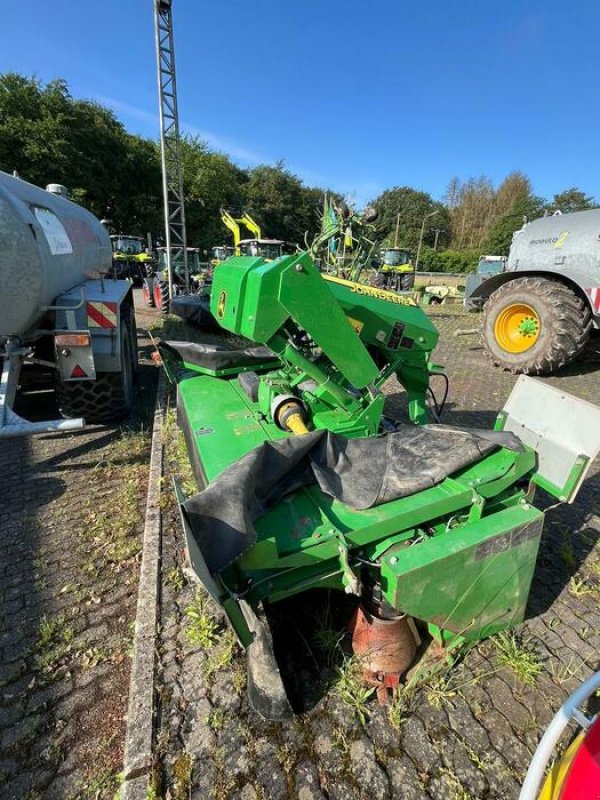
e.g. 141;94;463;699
242;161;324;244
179;136;247;252
0;73;162;234
551;187;596;213
371;186;450;251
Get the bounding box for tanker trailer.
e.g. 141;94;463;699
466;209;600;374
0;170;138;436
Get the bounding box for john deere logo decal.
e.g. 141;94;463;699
216;290;227;319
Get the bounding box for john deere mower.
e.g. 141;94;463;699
159;250;600;720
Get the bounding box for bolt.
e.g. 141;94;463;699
295;264;303;272
313;532;321;539
390;556;398;565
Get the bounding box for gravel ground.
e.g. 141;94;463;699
152;306;600;800
0;298;157;800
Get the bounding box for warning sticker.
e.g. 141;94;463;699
33;206;73;255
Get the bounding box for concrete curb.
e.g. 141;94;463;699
122;369;166;799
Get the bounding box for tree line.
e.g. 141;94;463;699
1;74;596;272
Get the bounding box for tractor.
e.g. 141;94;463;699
220;208;295;261
373;247;416;291
110;234;154;283
158;250;600;720
143;246;206;313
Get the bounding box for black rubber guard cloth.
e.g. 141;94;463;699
170;293;221;331
160;340;277;371
182;425;524;575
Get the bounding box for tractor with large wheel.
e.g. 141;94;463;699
142;246;206;313
0;170;138;436
466;210;600;374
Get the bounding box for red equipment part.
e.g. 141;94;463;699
559;716;600;800
350;605;417;704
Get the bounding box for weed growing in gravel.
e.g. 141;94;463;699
204;709;226;730
203;629;236;682
493;631;543;687
549;654;588;686
231;661;247;695
558;538;576;569
312;605;346;667
568;575;594;597
166;565;186;593
185;592;219;648
36;614;74;671
425;672;460;709
388;688;411;730
335;657;375;725
172;751;193;800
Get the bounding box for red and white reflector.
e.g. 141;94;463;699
585;287;600;313
87;301;117;328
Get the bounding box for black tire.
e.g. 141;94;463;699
399;273;415;291
482;277;592;375
154;280;170;314
142;278;156;307
56;305;136;423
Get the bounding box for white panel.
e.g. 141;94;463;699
501;376;600;502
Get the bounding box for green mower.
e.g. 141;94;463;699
159;251;600;720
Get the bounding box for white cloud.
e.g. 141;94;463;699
91;94;267;165
90;94;380;207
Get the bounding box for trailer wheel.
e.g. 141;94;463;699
142;278;155;308
153;280;170;314
56;305;136;423
482;277;592;374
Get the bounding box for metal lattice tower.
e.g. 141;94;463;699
153;0;189;295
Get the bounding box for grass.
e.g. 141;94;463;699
312;604;345;667
493;631;543;687
35;613;75;672
166;565;186;593
204;709;226;731
203;629;236;682
388;687;411;730
185;591;219;649
549;654;588;686
334;657;375;726
568;575;595;597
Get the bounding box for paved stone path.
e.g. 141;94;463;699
152;308;599;800
0;303;156;800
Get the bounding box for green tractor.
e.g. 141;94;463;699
159;251;600;719
110;234;154;283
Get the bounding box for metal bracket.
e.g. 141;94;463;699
336;537;361;595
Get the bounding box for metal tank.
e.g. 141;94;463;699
508;209;600;279
0;170;111;338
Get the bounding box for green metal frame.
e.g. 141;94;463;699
165;251;552;672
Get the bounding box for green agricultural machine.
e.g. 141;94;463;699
160;251;600;720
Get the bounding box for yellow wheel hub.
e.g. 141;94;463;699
494;303;540;353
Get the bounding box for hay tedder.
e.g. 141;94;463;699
159;251;600;720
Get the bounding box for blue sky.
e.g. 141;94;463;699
3;1;599;206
